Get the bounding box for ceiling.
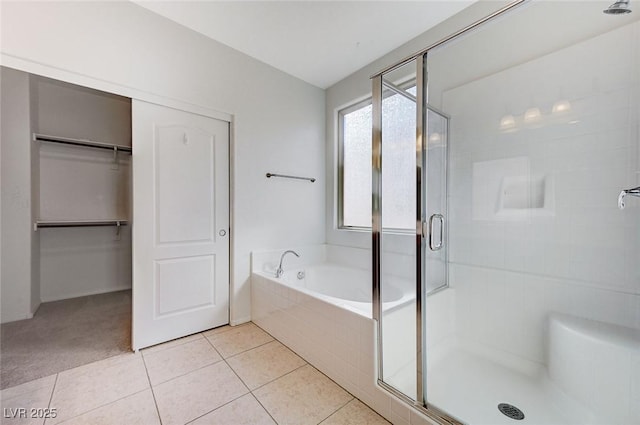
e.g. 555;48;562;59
134;1;475;89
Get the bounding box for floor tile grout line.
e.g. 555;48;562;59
183;391;250;425
183;356;253;425
316;397;356;425
219;354;281;424
202;331;275;360
0;377;52;403
46;351;138;387
222;356;251;394
171;323;378;424
244;340;363;424
43;374;58;425
245;361;357;424
148;356;224;388
201;321;256;341
249;362;308;393
141;354;163;425
201;334;224;359
46;388;151;425
142;340;220;374
142;321;252;358
216;337;275;359
141;334;205;358
224;338;283;362
206;329;308;399
249;392;280;425
201;321;252;337
1;351;134;393
135;323;257;387
252;322;277;340
223;336;303;364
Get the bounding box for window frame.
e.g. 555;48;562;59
337;97;373;231
337;79;417;233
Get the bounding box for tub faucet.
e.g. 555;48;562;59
618;186;640;209
275;250;299;278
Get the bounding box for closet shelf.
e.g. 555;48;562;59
34;133;132;153
34;219;129;229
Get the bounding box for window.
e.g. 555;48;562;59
338;84;417;230
339;99;373;229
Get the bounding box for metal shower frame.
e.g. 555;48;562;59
370;1;528;424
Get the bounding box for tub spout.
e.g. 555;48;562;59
275;250;300;278
618;186;640;209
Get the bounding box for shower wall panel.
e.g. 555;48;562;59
442;21;640;365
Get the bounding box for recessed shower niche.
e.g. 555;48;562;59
472;156;555;221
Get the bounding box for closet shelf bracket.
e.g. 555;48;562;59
112;146;120;170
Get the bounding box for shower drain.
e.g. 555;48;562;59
498;403;525;420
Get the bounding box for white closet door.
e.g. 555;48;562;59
132;100;229;350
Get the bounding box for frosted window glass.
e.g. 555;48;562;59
381;89;416;229
343;104;373;227
341;85;416;229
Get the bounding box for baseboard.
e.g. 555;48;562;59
230;315;251;326
1;311;34;324
30;303;41;318
40;285;132;303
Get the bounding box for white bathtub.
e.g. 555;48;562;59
255;263;412;317
251;245;436;425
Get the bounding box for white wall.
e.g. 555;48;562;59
0;1;325;324
0;67;35;322
34;76;133;301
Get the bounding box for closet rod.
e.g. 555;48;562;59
266;173;316;183
34;134;132;153
35;219;129;229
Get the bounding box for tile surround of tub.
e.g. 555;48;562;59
251;271;439;425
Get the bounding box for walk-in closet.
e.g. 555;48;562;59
1;67;133;388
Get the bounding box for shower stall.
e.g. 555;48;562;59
371;1;640;423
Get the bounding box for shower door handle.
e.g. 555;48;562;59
428;214;444;251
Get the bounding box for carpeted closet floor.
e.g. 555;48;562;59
0;290;131;389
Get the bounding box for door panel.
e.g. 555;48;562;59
155;125;215;244
154;255;215;317
132;100;229;350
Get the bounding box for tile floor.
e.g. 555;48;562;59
0;322;389;425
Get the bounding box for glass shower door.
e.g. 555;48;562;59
421;102;450;411
373;60;419;401
424;105;449;295
373;52;454;423
373;55;449;410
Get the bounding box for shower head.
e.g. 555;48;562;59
603;0;632;14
